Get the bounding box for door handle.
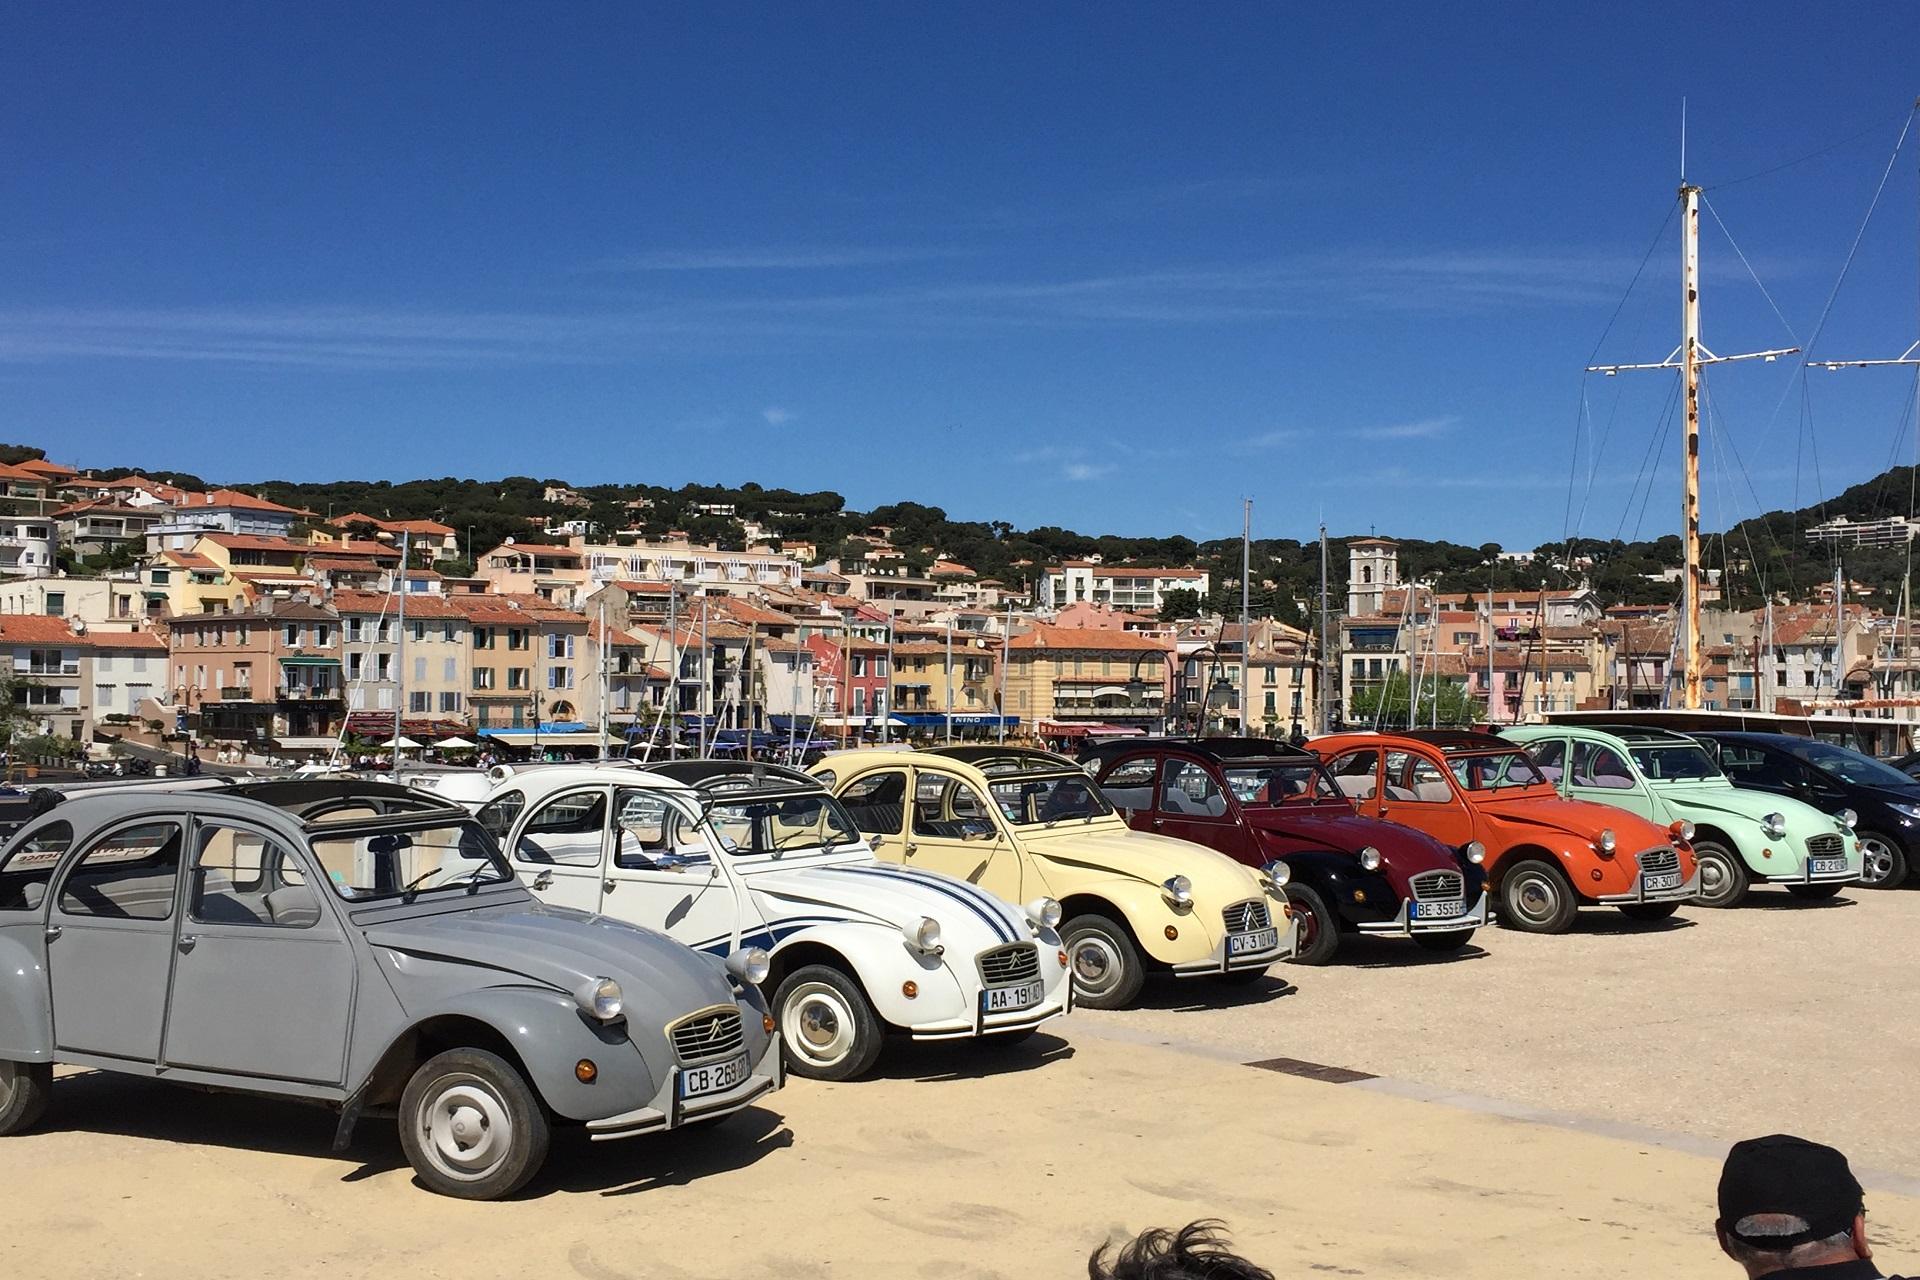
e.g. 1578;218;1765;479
1151;818;1163;828
530;870;554;890
43;925;60;943
903;841;918;856
177;934;198;953
603;878;617;893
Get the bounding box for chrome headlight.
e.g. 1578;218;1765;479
1162;874;1193;906
1762;812;1788;841
1670;820;1695;844
577;976;624;1021
1357;846;1382;872
1596;829;1617;855
906;916;944;953
726;946;771;986
1262;858;1292;887
1462;840;1486;866
1026;896;1063;930
1836;808;1858;832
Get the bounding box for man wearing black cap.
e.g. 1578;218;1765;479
1717;1134;1905;1279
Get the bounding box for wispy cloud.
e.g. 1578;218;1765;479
761;406;792;426
1231;415;1460;453
1062;462;1117;482
589;247;950;272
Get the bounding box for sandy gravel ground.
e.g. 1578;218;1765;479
3;883;1914;1279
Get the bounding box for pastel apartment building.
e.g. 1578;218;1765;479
1039;562;1211;613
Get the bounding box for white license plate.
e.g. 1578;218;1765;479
1411;899;1465;920
1643;872;1681;892
1810;857;1849;875
679;1052;750;1099
982;980;1042;1013
1228;927;1279;955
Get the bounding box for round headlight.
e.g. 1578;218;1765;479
1162;874;1193;906
1357;846;1382;872
1262;858;1292;887
1670;820;1695;844
1837;808;1858;832
1463;840;1486;866
906;916;943;953
1762;812;1788;840
1597;829;1618;855
1027;896;1063;930
727;946;771;986
578;976;624;1021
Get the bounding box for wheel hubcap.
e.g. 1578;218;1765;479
1861;838;1896;884
421;1082;511;1181
1516;876;1555;920
1071;936;1120;997
783;984;856;1066
1700;855;1729;898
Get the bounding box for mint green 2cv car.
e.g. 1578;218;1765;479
1502;725;1861;909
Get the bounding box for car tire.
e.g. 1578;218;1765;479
1061;913;1148;1009
1413;929;1474;953
1692;841;1750;908
1856;832;1908;889
1785;883;1845;901
398;1048;549;1201
774;965;885;1082
1618;902;1681;922
0;1059;52;1136
1282;884;1341;965
1497;860;1579;933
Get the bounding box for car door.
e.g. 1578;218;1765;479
45;818;185;1063
162;819;356;1085
1324;747;1384;816
1714;741;1800;799
837;768;912;863
1525;737;1572;794
1378;749;1475;846
1098;753;1160;830
501;786;611;913
1565;741;1659;821
1153;758;1242;858
602;786;747;950
906;766;1024;902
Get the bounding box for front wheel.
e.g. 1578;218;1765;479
1785;883;1844;901
1282;883;1341;965
1498;860;1579;933
1062;913;1148;1009
1856;832;1908;889
774;965;886;1082
398;1048;550;1200
1692;841;1750;908
1413;929;1474;953
1618;902;1681;922
0;1059;52;1136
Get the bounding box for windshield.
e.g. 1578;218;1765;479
1224;762;1340;807
1785;740;1919;789
1447;751;1550;791
705;792;863;856
1629;744;1722;781
990;773;1115;825
309;818;512;900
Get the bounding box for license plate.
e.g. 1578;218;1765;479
1643;872;1681;892
1810;857;1848;876
1228;927;1279;956
981;980;1042;1014
679;1052;750;1099
1411;899;1465;920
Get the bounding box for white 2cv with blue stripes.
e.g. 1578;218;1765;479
466;760;1072;1081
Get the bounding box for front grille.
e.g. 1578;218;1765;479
1222;899;1272;934
1637;846;1679;876
1409;870;1464;902
978;943;1040;988
1806;834;1846;859
669;1007;746;1065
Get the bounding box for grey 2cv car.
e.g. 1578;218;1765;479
0;779;781;1199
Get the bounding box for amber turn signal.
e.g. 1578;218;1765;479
1163;925;1178;941
575;1059;597;1083
1057;950;1069;968
763;1014;776;1034
901;980;919;999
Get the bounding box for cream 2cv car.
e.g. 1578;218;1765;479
812;747;1298;1009
471;761;1071;1081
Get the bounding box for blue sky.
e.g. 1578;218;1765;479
6;4;1920;548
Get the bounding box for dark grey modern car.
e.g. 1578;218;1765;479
0;778;780;1199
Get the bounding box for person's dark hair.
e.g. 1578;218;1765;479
1089;1220;1274;1280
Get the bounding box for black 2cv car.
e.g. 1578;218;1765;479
1083;738;1489;963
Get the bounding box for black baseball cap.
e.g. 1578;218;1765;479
1718;1134;1864;1248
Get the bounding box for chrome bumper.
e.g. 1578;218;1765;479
1355;891;1490;935
584;1048;783;1142
1171;912;1301;977
1597;870;1701;904
911;994;1070;1041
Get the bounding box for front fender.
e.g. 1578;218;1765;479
0;927;50;1062
1280;852;1398;925
1063;875;1219;967
361;986;661;1123
775;922;969;1030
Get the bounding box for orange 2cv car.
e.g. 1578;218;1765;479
1307;730;1699;933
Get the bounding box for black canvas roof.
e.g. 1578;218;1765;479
1397;730;1516;752
1100;736;1312;763
647;760;822;792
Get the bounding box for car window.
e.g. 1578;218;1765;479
58;822;182;921
611;788;676;868
1100;756;1159;811
475;788;525;840
1785;740;1918;789
1627;743;1721;781
1526;739;1568;783
1571;742;1638;789
514;789;608;866
991;773;1114;825
310;819;511;899
191;824;321;928
1717;743;1799;789
1386;751;1454;803
0;819;70;913
839;770;908;836
1223;763;1339;806
1326;749;1379;800
1160;760;1228;818
913;773;998;839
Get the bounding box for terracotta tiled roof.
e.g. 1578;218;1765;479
159;550;220;570
201;533;307;554
0;615;87;644
91;630;167;652
0;462;50;485
178;488;303;515
329;592;467;618
1009;625;1174;654
16;459;79;479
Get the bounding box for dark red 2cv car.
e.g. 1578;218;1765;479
1083;738;1489;964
